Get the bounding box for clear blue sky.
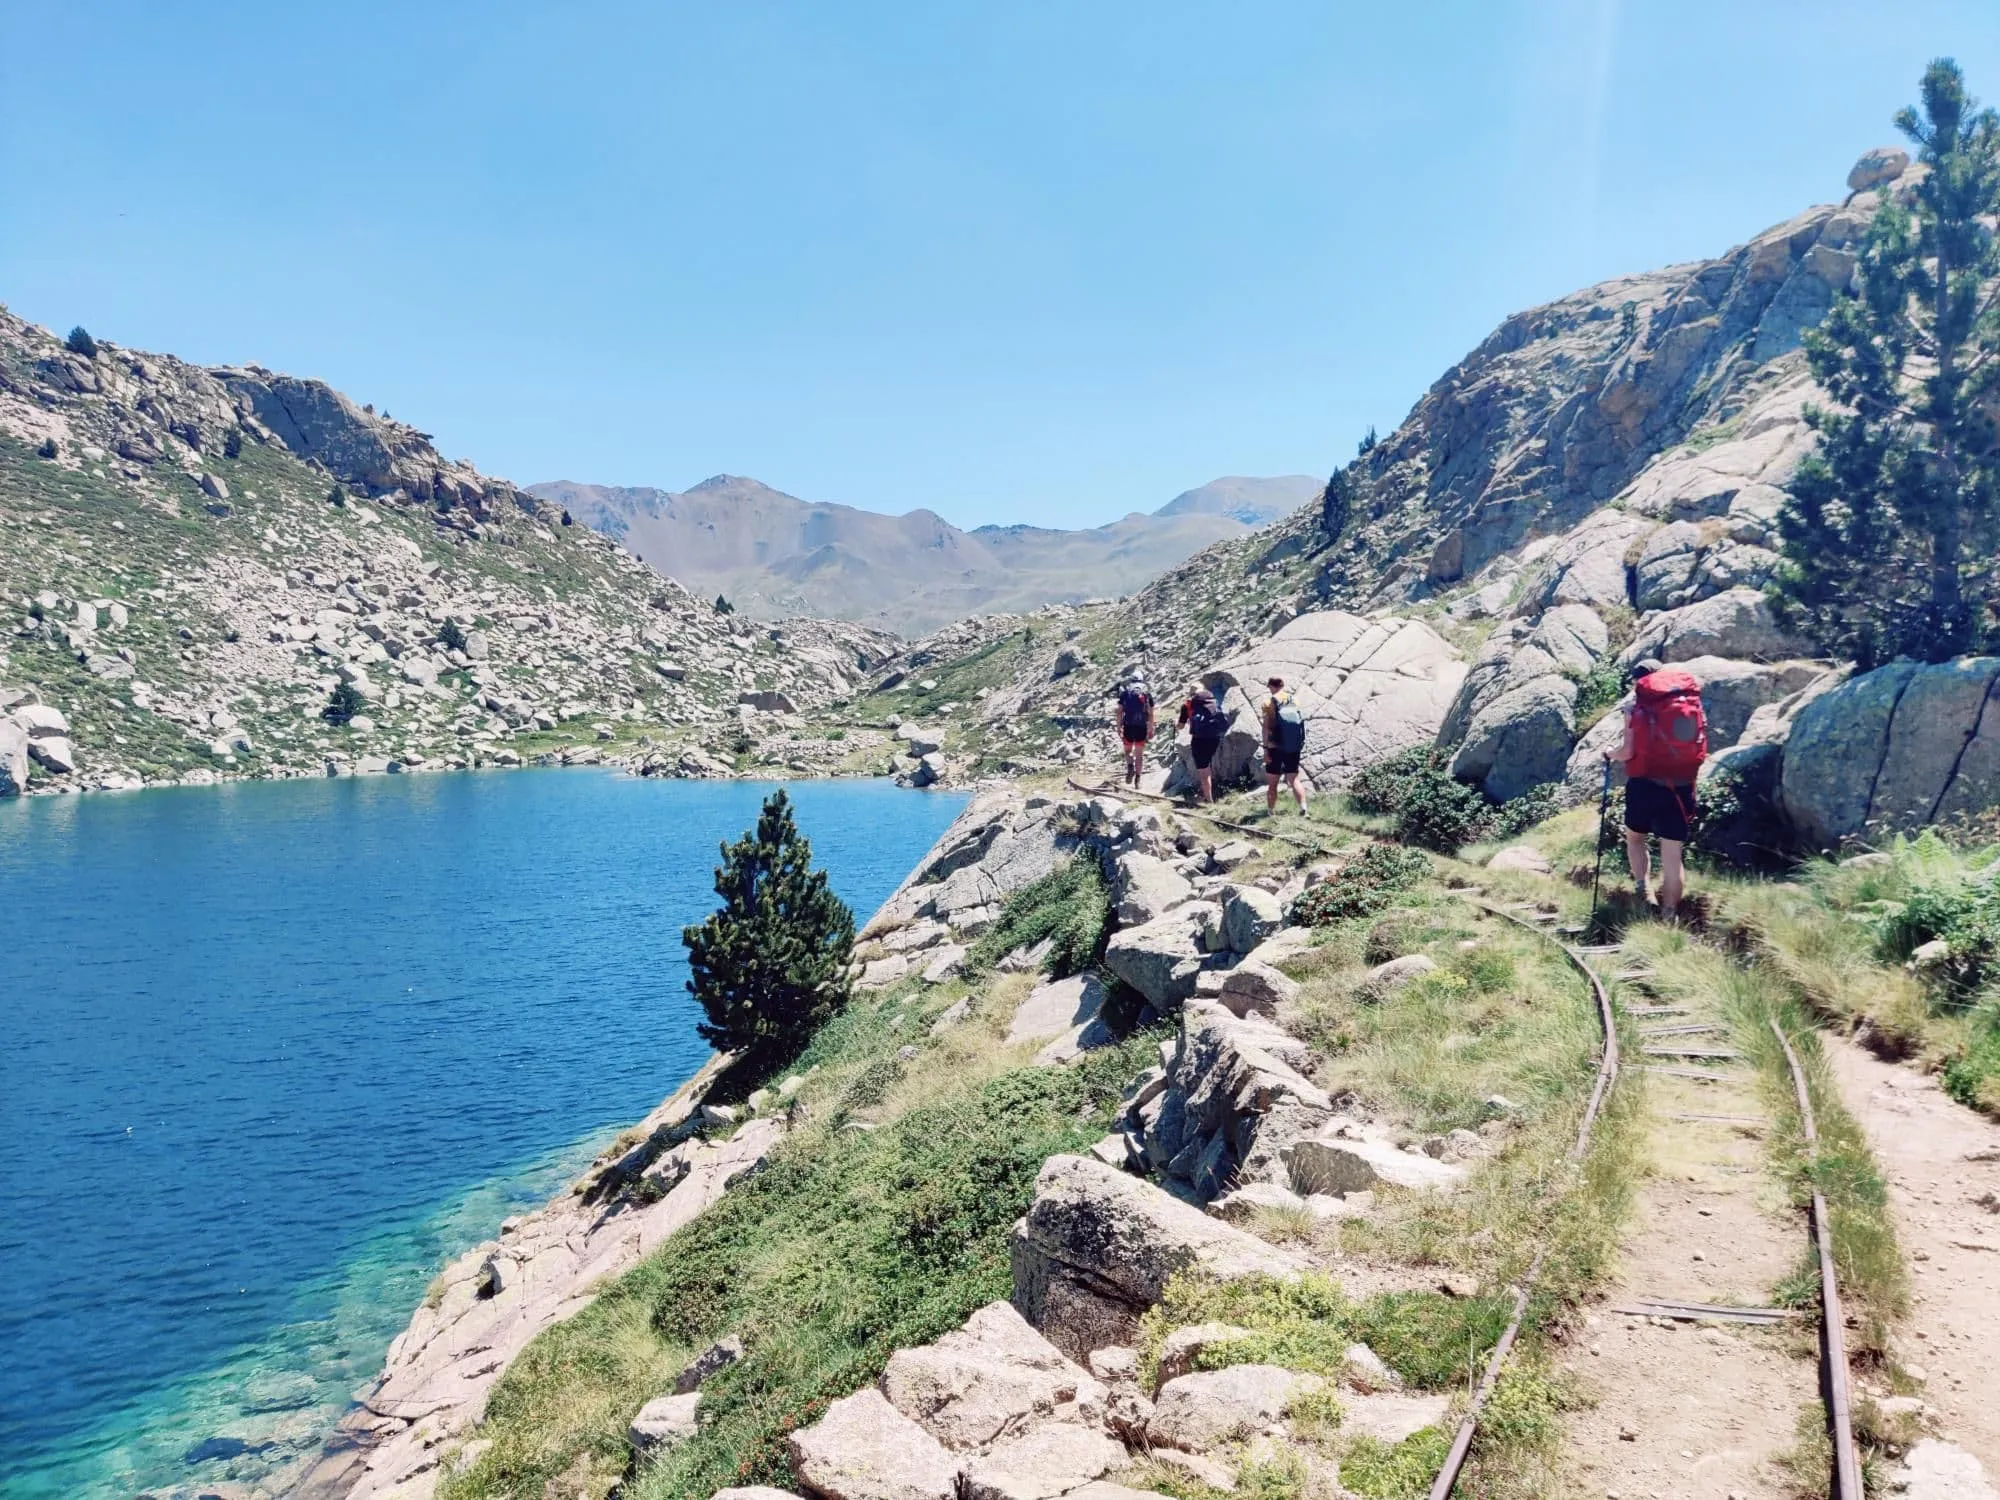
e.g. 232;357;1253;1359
5;3;1997;529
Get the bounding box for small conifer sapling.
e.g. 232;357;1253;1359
683;789;855;1077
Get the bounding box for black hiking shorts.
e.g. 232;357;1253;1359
1189;736;1220;770
1265;746;1301;777
1625;776;1693;843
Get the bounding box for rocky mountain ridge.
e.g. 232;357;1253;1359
0;307;896;794
530;473;1317;636
829;147;2000;854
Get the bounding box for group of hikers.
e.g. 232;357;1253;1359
1114;672;1309;813
1111;654;1708;921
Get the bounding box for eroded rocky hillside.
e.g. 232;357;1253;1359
0;309;896;792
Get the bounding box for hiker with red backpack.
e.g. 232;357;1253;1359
1605;658;1708;920
1116;674;1154;788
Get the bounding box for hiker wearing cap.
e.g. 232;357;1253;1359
1260;676;1309;814
1179;682;1228;804
1605;658;1708;919
1116;674;1154;788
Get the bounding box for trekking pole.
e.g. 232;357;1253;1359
1588;756;1613;939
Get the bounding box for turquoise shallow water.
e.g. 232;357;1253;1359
0;770;966;1500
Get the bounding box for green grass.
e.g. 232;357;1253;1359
439;982;1157;1500
1137;1272;1512;1393
1339;1428;1453;1499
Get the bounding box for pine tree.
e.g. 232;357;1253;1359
65;326;97;358
1776;59;2000;667
1320;467;1352;539
323;681;365;725
683;790;854;1074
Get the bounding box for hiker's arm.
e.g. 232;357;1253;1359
1604;710;1635;763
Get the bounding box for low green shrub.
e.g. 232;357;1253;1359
1346;748;1560;853
1492;782;1562;838
1291;844;1430;927
965;852;1111;977
1339;1428;1452;1500
1855;832;2000;991
1943;1024;2000;1113
1570;658;1627;728
1346;746;1436;816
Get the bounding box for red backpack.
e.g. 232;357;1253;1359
1628;670;1708;785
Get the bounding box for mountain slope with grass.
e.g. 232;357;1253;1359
0;309;896;792
529;474;1318;636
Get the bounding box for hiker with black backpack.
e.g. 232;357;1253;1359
1261;676;1308;814
1178;683;1228;804
1604;658;1708;920
1116;674;1154;788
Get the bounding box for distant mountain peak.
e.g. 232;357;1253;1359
526;472;1310;636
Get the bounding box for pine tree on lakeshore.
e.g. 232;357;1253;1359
1775;58;2000;667
683;789;854;1075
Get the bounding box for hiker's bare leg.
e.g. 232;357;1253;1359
1198;766;1214;803
1288;772;1307;812
1266;772;1279;812
1624;828;1651;901
1658;840;1685;915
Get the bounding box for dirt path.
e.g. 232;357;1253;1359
1559;1052;1819;1500
1825;1039;2000;1475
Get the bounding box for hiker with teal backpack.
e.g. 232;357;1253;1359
1116;674;1155;788
1604;658;1708;920
1261;676;1309;814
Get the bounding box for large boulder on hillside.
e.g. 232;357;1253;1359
1625;587;1810;665
880;1300;1099;1453
1195;612;1465;791
1145;1002;1331;1200
961;1425;1125;1500
1525;509;1652;612
1113;852;1194;926
1007;974;1108;1048
1219;886;1283;955
788;1387;961;1500
1441;605;1605;744
1849;146;1911;192
1010;1155;1307;1361
1780;657;2000;849
864;791;1072;938
1102;904;1213;1009
1450;674;1577;802
1146;1365;1326;1453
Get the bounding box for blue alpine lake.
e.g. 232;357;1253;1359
0;770;967;1500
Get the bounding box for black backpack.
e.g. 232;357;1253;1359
1119;687;1151;738
1188;695;1227;741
